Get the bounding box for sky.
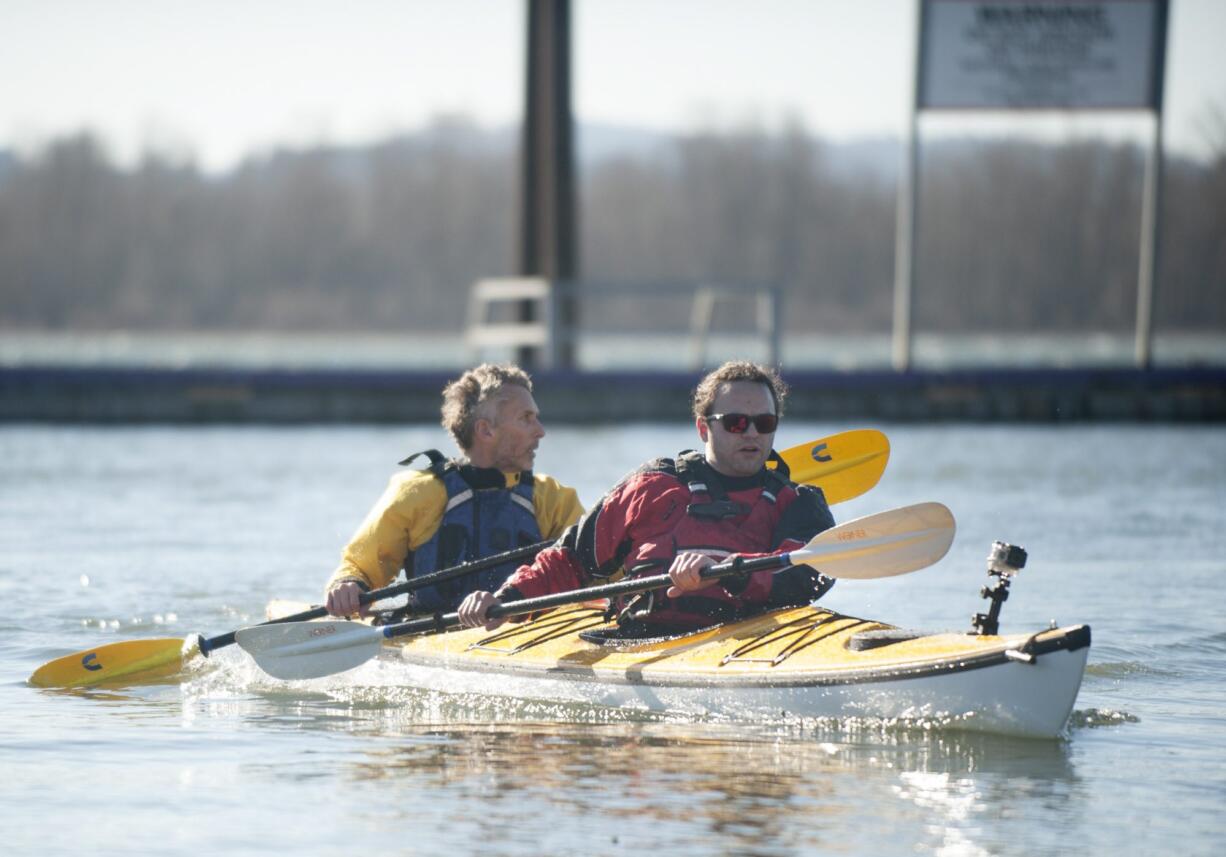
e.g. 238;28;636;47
4;0;1224;173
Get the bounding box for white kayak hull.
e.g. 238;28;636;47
386;605;1091;739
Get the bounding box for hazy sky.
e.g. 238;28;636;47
4;0;1224;172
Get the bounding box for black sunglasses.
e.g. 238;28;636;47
705;413;779;434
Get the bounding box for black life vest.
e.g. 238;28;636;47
400;449;541;612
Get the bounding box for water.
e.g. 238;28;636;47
3;423;1224;856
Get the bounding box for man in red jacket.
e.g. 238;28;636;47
457;360;836;634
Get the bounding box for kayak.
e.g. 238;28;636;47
266;599;1090;739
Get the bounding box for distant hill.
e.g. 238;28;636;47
1;123;1221;335
233;120;906;183
577;122;900;180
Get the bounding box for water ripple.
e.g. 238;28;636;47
1086;660;1175;679
1068;708;1141;730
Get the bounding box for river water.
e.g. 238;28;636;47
3;423;1224;856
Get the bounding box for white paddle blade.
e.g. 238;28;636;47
792;501;955;580
236;621;385;680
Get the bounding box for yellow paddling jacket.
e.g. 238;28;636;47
325;462;583;599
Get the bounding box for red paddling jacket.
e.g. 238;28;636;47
497;451;835;630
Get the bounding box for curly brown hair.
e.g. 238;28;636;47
441;364;534;451
691;360;788;420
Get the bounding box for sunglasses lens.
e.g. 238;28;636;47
712;414;777;433
719;414;750;433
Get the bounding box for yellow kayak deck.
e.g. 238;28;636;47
270;599;1088;688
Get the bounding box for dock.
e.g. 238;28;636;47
3;365;1222;423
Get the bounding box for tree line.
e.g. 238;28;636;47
1;118;1222;335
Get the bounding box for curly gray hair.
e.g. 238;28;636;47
441;364;534;451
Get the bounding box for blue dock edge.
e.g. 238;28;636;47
1;365;1223;423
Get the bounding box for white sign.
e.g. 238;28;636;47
919;0;1166;109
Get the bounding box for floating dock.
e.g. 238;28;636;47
2;365;1222;423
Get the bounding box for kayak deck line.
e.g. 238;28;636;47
720;612;878;666
465;603;610;655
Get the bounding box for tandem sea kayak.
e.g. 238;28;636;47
265;599;1090;739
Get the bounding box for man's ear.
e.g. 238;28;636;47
696;416;708;442
474;417;495;442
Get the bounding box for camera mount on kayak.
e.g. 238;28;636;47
971;541;1027;636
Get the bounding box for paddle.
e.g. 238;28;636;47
236;501;955;681
26;539;550;689
775;428;889;505
27;428;889;689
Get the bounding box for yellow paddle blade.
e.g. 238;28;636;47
775;429;890;505
28;637;187;689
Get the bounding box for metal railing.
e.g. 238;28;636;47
465;278;781;370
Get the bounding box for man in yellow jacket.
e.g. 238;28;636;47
324;364;583;617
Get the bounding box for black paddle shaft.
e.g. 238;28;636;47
198;539;551;655
382;552;793;640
